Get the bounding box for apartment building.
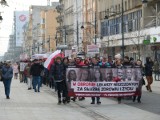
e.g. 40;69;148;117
40;3;59;53
56;0;74;48
26;3;59;55
98;0;160;62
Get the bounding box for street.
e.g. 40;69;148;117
0;79;160;120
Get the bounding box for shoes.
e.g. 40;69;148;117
58;101;61;105
71;97;76;102
34;89;37;92
149;89;152;92
28;88;31;90
97;101;101;105
67;100;70;103
79;97;85;101
133;98;136;102
118;101;121;104
146;86;149;91
137;100;141;103
63;99;66;104
6;96;10;99
91;101;95;104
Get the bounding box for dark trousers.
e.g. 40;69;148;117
91;97;100;103
56;80;67;101
3;79;12;97
33;76;41;91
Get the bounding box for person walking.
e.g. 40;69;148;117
153;59;160;81
133;59;144;103
50;57;67;104
90;57;101;105
112;54;123;104
12;63;19;79
144;57;153;92
1;61;13;99
24;61;32;90
30;59;44;92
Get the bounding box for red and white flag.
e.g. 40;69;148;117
44;50;64;70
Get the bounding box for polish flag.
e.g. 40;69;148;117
44;50;64;70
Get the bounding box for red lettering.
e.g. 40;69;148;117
73;82;76;86
77;82;96;86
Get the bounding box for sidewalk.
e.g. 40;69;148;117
0;79;160;120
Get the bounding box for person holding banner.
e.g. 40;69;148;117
133;59;144;103
90;57;101;104
113;54;123;104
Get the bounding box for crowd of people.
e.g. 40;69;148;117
0;53;158;105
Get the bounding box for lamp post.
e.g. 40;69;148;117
95;11;97;45
121;0;125;59
142;0;148;7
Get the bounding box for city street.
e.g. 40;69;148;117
0;78;160;120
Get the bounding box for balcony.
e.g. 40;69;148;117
56;15;64;23
56;4;64;13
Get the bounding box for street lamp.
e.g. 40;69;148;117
81;11;97;45
142;0;148;7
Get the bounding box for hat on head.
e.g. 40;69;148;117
124;56;129;60
55;56;62;61
114;54;122;59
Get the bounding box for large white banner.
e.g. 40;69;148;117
15;11;29;46
66;66;142;97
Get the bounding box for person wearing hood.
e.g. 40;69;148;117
144;57;153;92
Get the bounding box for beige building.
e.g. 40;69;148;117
25;3;59;56
82;0;98;53
40;9;59;52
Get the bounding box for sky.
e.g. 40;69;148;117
0;0;58;56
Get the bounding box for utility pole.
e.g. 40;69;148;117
121;0;125;59
95;10;97;45
64;28;66;45
48;35;50;52
76;0;79;51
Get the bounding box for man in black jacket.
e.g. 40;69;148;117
30;59;44;92
50;57;67;104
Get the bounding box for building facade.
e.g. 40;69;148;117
25;3;59;56
98;0;160;62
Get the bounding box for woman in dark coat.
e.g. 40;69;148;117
2;61;13;99
144;57;153;92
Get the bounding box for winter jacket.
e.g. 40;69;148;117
144;58;153;76
24;65;31;77
99;62;111;68
2;66;13;80
50;62;66;82
30;63;44;76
